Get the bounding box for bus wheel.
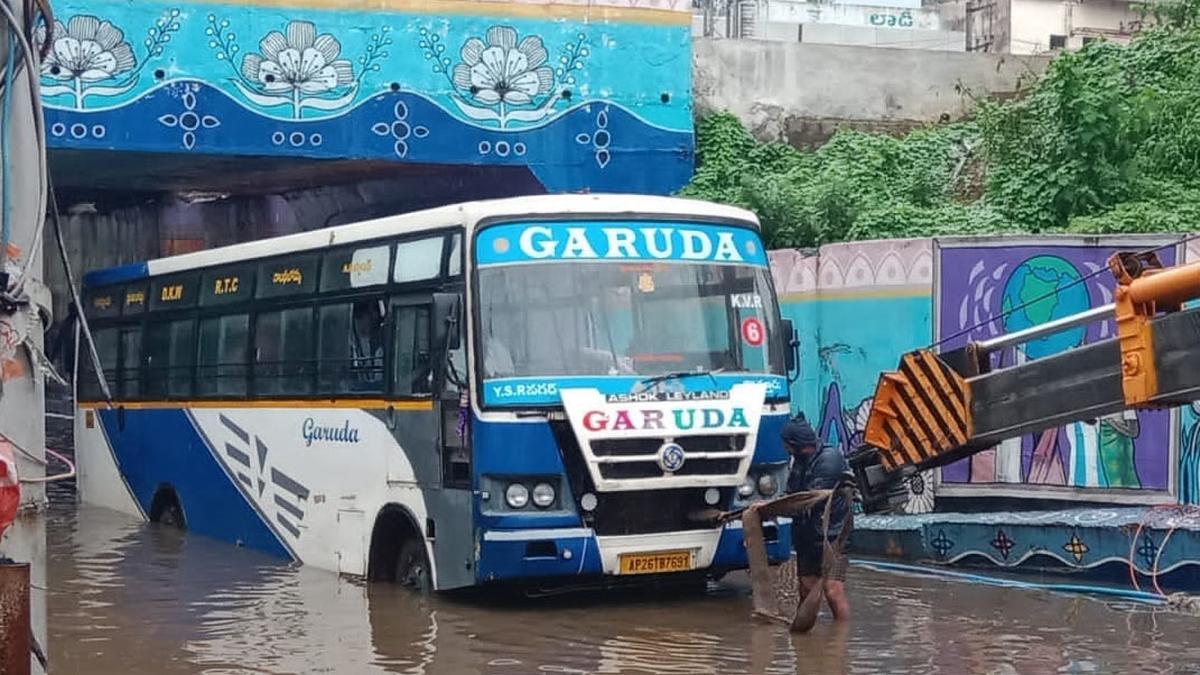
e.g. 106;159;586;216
150;487;186;530
395;539;431;592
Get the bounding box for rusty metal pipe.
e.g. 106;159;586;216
0;562;30;675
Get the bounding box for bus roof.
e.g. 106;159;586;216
82;193;761;287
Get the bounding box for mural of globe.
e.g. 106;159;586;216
1000;255;1091;359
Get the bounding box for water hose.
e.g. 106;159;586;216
853;559;1167;605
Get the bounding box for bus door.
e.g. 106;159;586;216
391;292;474;588
389;295;470;488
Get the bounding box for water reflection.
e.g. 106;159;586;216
45;505;1200;675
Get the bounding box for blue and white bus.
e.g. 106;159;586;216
73;194;798;591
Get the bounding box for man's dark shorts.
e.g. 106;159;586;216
795;535;850;581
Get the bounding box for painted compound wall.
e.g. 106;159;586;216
770;234;1194;511
39;0;695;194
771;240;938;512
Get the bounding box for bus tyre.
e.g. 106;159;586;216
150;489;186;530
395;539;431;592
158;503;184;529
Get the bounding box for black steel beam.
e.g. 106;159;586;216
965;306;1200;447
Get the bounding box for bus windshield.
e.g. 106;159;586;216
475;221;784;392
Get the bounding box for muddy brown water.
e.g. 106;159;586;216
38;503;1200;675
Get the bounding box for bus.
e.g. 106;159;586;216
73;194;799;591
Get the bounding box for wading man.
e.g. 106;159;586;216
783;414;852;621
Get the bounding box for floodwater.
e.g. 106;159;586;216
43;504;1200;675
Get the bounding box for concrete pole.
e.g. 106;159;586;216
0;0;50;672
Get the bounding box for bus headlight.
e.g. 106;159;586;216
738;478;755;499
505;483;530;509
532;483;556;508
758;473;779;497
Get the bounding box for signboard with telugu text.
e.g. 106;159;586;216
767;0;938;28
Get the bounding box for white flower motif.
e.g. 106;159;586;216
452;26;553;105
241;21;354;96
38;15;136;83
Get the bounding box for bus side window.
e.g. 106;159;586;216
119;327;141;399
254;308;314;396
81;327;118;401
317;300;385;394
197;314;249;397
146;319;196;399
393;237;443;284
393;304;431;396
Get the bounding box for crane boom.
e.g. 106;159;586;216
850;250;1200;514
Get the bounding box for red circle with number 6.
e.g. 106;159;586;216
741;317;764;347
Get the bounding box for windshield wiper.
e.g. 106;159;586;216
636;367;724;392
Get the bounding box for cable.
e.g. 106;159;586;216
2;34;14;250
49;181;112;403
1127;503;1179;594
0;430;43;466
0;0;47;296
931;232;1200;350
854;558;1167;604
31;0;53;61
17;447;73;484
1152;524;1179;598
1129;515;1148;593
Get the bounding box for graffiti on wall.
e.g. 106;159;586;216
937;241;1178;494
37;0;695;194
770;240;938;513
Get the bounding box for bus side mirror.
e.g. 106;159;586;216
432;293;462;352
782;318;799;380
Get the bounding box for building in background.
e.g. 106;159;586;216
697;0;1144;53
976;0;1142;53
696;0;967;50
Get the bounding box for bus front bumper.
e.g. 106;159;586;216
475;518;792;583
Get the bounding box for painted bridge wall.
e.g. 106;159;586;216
769;235;1200;511
38;0;694;194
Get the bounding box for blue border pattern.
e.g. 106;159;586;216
47;82;694;194
856;508;1200;581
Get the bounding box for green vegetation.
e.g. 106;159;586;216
681;4;1200;249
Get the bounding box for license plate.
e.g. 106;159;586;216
618;550;693;575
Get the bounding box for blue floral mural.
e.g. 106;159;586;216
36;0;693;195
424;25;587;129
38;11;181;109
206;16;390;119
